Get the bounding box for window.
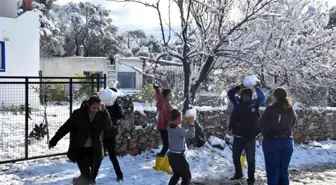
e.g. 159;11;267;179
0;41;5;72
117;72;136;89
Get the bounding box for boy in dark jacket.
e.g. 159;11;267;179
227;84;265;185
167;109;195;185
104;94;124;182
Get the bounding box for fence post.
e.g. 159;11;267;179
25;77;29;159
104;74;107;88
96;74;100;92
69;78;73;114
91;75;94;93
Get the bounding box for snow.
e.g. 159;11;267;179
1;103;336;184
208;135;225;148
185;108;197;119
0;136;335;185
243;75;260;88
99;89;117;106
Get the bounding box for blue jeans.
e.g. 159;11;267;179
262;138;294;185
232;137;256;182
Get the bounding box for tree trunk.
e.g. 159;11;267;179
182;61;191;113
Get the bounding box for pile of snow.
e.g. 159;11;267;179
208;135;225;150
243;75;260;88
99;88;117;106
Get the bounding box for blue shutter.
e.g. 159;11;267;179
117;72;136;88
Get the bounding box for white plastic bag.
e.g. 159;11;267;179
185;108;197;120
99;89;117;106
243;75;260;88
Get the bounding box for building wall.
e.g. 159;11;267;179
40;57;109;77
0;11;40;108
40;57;144;90
0;11;40;76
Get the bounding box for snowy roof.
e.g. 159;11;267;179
139;56;183;66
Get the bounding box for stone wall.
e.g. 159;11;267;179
115;107;336;156
197;107;336;143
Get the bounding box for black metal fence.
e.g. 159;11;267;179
0;75;106;164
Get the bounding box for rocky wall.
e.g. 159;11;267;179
115;107;336;156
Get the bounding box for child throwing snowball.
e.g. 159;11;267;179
167;109;195;185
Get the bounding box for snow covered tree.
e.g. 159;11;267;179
123;30;163;57
54;2;126;57
111;0;282;111
327;6;336;28
246;0;336;105
17;0;65;56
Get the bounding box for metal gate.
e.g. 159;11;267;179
0;75;106;164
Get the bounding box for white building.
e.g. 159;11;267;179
0;0;40;107
0;0;40;76
40;57;144;90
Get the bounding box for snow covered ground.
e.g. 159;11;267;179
0;139;335;185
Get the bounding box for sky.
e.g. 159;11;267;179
57;0;181;37
57;0;336;36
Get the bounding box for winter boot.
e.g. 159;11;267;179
73;176;90;185
230;174;243;181
160;156;173;174
153;155;165;171
240;155;247;169
117;173;123;182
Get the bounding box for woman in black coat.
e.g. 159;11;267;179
49;95;111;185
103;88;124;182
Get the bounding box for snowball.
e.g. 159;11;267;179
243;75;260;88
185;108;197;119
99;89;117;106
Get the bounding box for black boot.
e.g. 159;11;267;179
117;175;123;182
73;176;90;185
116;171;123;182
230;174;243;180
247;178;255;185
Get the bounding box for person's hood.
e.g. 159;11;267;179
169;123;181;129
80;100;89;111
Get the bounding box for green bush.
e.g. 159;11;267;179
134;83;155;104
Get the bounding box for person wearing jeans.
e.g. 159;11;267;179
258;87;297;185
227;84;265;185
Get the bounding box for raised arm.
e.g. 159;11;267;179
227;85;242;106
49;111;76;147
154;84;164;110
177;126;195;139
255;87;265;106
101;110;112;131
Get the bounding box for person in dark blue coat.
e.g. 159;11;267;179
227;84;265;185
